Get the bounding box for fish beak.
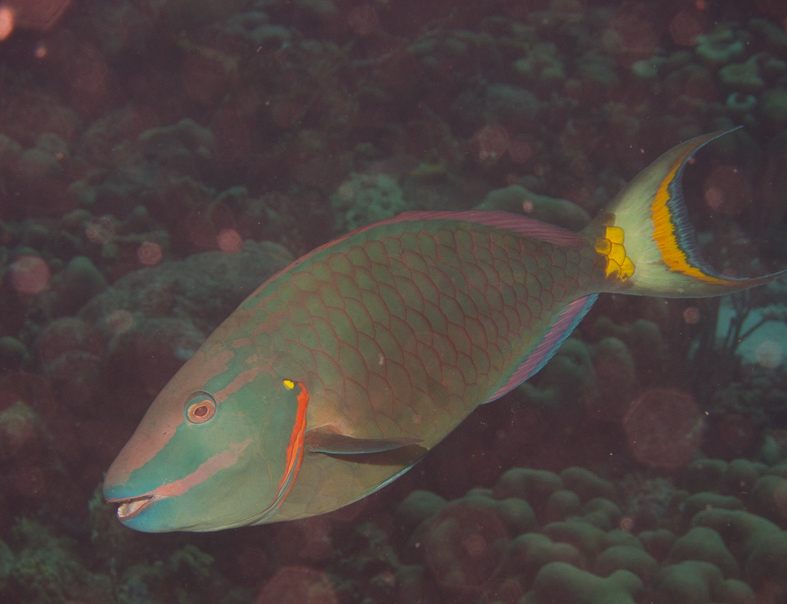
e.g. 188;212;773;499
110;495;160;520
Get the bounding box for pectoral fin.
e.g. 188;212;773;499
304;430;422;455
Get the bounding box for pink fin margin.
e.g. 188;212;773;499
381;210;585;247
249;210;586;301
483;294;598;404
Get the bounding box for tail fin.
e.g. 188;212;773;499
585;129;785;297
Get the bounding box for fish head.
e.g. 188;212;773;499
103;346;307;532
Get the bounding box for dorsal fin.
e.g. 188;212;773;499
379;210;585;247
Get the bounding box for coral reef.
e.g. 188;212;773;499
389;455;787;603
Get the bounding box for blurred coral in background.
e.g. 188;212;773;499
0;0;786;601
0;0;71;40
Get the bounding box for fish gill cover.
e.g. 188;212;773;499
0;0;786;602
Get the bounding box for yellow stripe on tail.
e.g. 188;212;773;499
584;130;784;297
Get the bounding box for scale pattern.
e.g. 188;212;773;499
241;219;601;451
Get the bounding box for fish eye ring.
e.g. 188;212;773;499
185;392;217;424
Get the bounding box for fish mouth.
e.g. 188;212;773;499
110;495;159;520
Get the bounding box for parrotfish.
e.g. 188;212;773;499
104;131;784;532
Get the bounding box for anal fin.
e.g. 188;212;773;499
483;294;598;403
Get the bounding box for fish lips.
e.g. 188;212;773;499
104;491;163;524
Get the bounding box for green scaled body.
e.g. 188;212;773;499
104;132;785;532
235;216;602;521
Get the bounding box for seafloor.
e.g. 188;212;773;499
1;0;787;603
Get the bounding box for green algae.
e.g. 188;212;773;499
6;518;105;604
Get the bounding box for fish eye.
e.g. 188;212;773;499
185;392;216;424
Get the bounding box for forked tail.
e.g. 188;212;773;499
585;130;785;297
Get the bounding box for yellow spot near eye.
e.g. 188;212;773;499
283;380;295;390
595;222;635;283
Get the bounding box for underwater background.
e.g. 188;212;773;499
1;0;787;602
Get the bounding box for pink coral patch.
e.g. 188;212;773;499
255;566;337;604
623;388;704;469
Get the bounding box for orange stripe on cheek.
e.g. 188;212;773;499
650;149;727;285
276;383;310;500
154;438;252;497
